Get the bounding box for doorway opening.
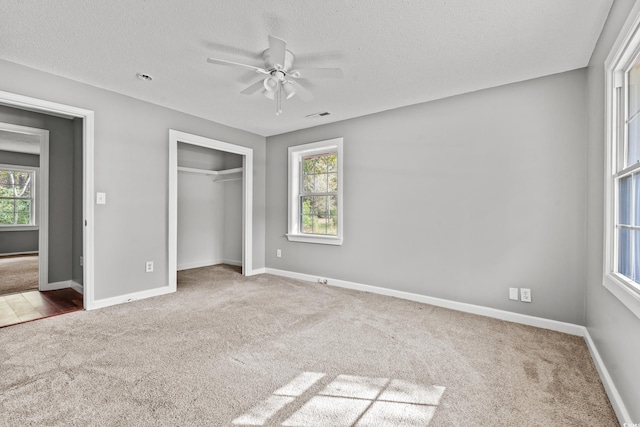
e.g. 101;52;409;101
0;89;95;311
168;130;253;290
0;122;49;294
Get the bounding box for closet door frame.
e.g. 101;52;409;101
168;130;254;290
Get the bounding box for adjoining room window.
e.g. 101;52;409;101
0;165;37;227
287;138;343;245
604;8;640;318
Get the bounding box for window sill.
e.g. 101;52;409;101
286;233;343;246
603;273;640;320
0;225;39;232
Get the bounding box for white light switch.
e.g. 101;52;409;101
96;192;106;205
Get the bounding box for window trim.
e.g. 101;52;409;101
0;163;39;231
287;138;343;245
603;2;640;320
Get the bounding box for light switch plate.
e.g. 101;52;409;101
96;192;106;205
509;288;519;301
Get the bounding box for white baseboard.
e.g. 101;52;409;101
88;285;174;310
246;267;266;276
70;280;83;294
177;259;224;271
0;250;38;257
41;280;72;291
582;328;632;424
264;267;632;424
178;259;243;271
40;280;83;294
265;268;584;335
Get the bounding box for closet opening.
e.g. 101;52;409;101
168;130;254;291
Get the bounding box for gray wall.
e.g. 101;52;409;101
223;152;243;265
585;0;640;421
266;69;588;325
176;146;243;269
0;150;39;167
72;118;83;285
0;150;40;254
0;107;76;284
177;143;226;270
0;58;266;301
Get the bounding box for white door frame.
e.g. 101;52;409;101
0;90;96;309
0;122;49;290
168;130;254;290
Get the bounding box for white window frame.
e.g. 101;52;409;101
287;138;343;245
604;2;640;320
0;163;39;231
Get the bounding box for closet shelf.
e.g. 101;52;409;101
178;166;242;180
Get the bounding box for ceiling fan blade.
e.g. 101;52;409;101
268;36;287;69
290;68;344;79
288;80;314;102
206;57;269;74
240;79;266;95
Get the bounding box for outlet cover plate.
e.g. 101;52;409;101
520;288;532;303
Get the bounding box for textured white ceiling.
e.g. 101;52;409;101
0;0;612;136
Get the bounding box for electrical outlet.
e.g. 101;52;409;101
318;278;328;285
509;288;519;301
145;261;154;273
520;288;531;303
276;249;282;258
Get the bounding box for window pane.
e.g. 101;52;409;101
303;157;315;174
634;174;640;226
302;215;313;233
314;174;328;193
327;216;338;235
313;215;327;234
327;153;337;172
629;59;640;125
634;230;640;283
629;117;640;166
303;175;314;193
301;196;312;214
314;156;328;173
329;195;337;216
619;227;632;278
315;196;328;216
629;59;640;166
328;173;338;193
619;176;632;225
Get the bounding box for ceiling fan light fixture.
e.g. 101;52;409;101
263;76;279;93
263;88;276;100
282;81;296;99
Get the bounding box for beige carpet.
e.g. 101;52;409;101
0;254;38;295
0;264;617;426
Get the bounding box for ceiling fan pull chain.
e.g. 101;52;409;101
276;82;282;116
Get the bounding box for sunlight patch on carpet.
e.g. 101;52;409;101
232;372;445;426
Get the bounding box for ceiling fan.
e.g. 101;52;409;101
207;36;343;115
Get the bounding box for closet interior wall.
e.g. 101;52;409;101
176;143;242;271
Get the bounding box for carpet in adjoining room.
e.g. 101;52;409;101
0;254;38;295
